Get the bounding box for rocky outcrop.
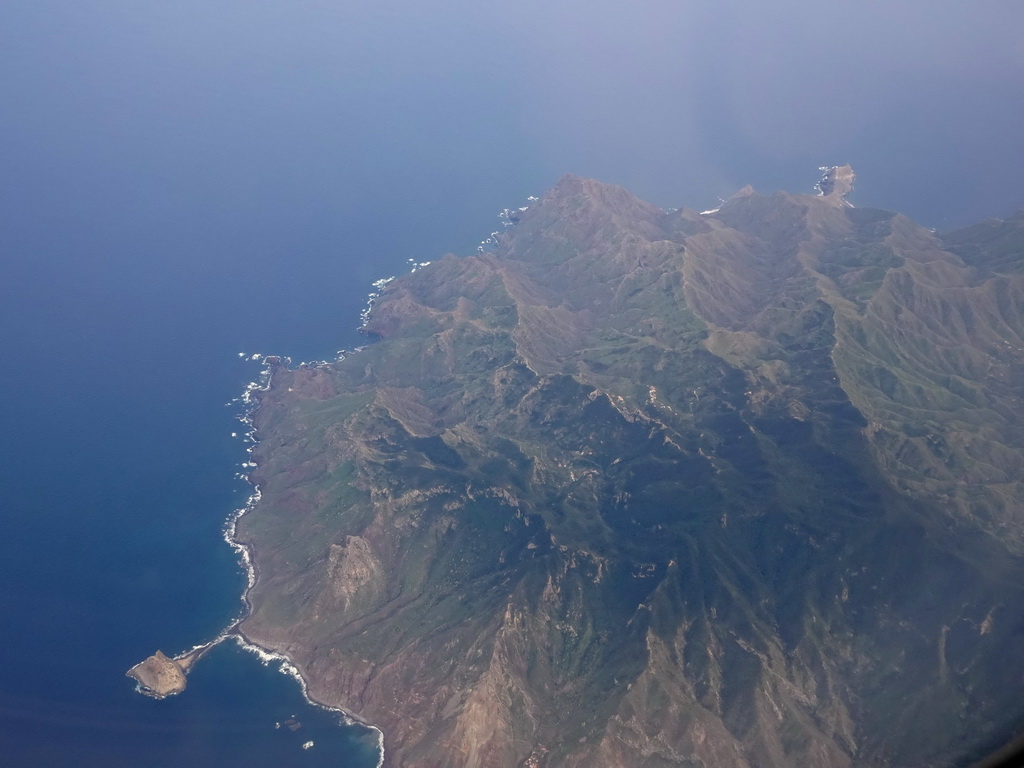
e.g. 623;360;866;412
816;164;855;205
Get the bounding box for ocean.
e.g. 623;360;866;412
3;7;1023;764
0;9;543;761
0;194;520;766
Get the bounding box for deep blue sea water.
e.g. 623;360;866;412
0;194;524;766
0;11;542;762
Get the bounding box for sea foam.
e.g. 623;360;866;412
215;353;386;767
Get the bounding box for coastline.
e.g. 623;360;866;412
204;239;530;766
127;351;384;767
221;354;387;768
127;215;528;765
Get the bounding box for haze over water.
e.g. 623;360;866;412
2;2;1023;766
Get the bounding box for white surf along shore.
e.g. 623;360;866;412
141;198;539;767
224;351;385;768
134;350;385;768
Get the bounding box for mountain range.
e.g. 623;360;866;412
234;168;1024;767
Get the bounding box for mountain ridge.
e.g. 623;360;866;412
233;170;1024;767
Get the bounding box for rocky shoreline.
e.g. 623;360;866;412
126;351;386;767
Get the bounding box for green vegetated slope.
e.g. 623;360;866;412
235;175;1024;768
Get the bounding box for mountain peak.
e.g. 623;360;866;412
545;174;656;212
512;174;666;249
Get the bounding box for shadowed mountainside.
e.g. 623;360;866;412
235;172;1024;768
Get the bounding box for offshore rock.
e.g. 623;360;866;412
816;164;855;204
127;650;188;698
